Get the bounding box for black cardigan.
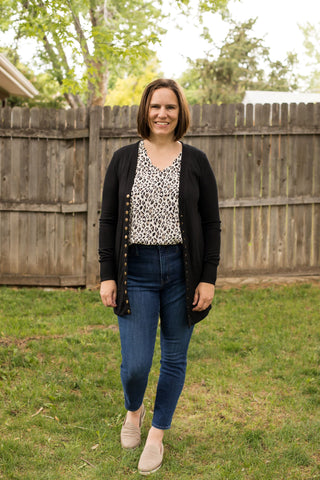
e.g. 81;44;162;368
99;141;221;326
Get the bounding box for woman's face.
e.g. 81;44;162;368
148;88;179;140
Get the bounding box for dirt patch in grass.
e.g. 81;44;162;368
0;324;118;348
216;275;320;289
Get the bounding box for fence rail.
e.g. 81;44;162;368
0;103;319;287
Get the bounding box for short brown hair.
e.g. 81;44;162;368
137;79;190;141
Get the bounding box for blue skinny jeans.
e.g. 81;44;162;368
117;244;194;430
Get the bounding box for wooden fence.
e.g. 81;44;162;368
0;103;319;287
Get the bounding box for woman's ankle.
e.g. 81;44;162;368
126;405;143;427
146;426;164;447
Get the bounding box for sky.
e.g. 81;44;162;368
156;0;320;79
1;0;319;87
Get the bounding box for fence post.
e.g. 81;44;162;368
86;106;102;288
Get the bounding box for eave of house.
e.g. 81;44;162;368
0;53;39;99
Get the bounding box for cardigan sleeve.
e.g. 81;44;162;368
99;153;119;282
198;154;221;284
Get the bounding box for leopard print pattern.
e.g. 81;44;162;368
128;141;183;245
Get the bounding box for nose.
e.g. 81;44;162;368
158;107;167;118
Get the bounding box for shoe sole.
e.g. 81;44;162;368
138;462;162;476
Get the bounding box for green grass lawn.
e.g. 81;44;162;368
0;284;319;480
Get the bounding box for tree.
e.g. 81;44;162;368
299;22;320;92
0;0;165;107
179;19;299;104
105;58;162;106
0;0;232;108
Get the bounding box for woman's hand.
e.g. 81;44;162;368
100;280;117;308
192;282;215;311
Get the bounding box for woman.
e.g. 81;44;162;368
99;78;220;475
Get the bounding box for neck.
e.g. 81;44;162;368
146;134;176;148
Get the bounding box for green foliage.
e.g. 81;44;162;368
180;18;299;104
175;0;233;20
105;58;163;106
300;22;320;92
0;0;235;108
0;0;166;107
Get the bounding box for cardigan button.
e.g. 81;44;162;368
125;226;128;230
124;271;127;276
127;309;131;314
126;194;130;198
125;235;128;239
126;202;130;206
125;289;127;294
125;210;129;214
124;253;127;257
124;244;128;248
124;262;127;267
126;299;129;304
124;280;127;285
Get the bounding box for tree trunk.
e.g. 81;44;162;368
87;63;109;106
64;92;86;109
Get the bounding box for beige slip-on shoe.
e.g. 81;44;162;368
120;404;146;449
138;443;164;475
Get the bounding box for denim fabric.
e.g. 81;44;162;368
117;244;194;430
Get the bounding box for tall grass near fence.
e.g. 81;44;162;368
0;284;320;479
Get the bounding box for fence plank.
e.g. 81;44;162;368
17;109;30;274
65;109;76;203
75;108;88;204
0;103;319;286
101;106;112;184
1;108;11;201
312;104;320;267
222;105;237;269
0;212;10;274
86;106;102;287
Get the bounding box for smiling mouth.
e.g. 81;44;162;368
155;122;169;125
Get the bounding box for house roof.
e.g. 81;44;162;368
243;90;320;105
0;53;38;99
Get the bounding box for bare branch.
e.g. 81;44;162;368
89;0;98;28
64;92;78;108
21;1;69;82
42;34;65;83
89;0;114;27
66;0;91;62
80;458;95;468
103;0;109;24
74;94;85;108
